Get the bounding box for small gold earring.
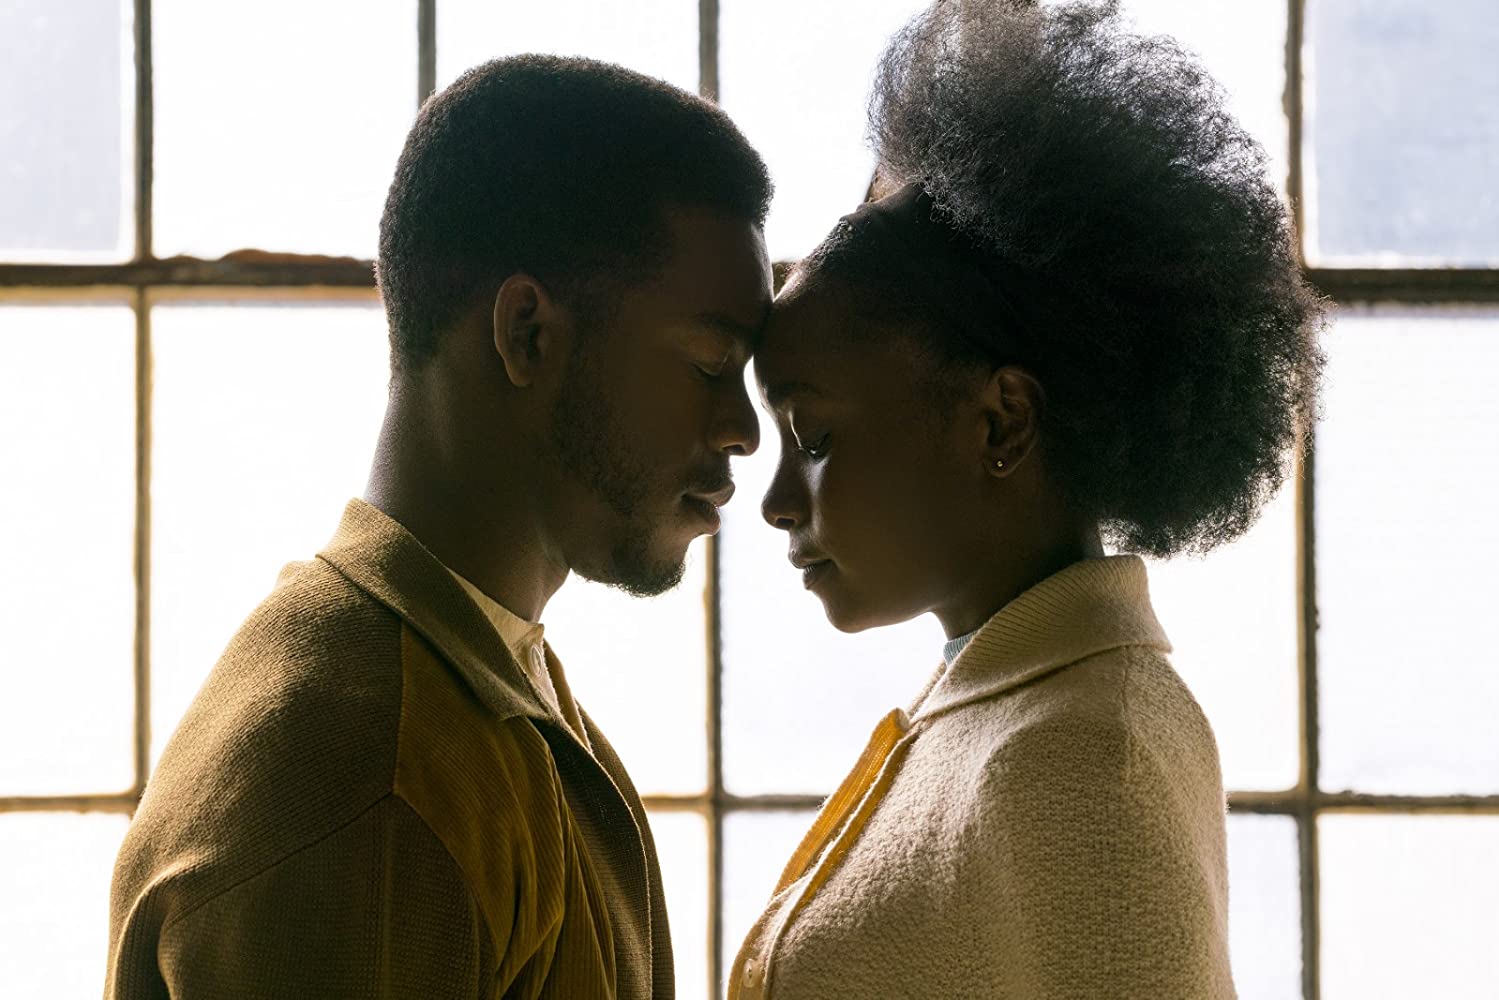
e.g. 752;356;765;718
995;458;1005;470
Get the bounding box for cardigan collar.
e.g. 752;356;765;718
911;555;1171;724
314;497;553;725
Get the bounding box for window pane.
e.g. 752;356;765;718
0;305;136;796
1320;814;1499;999
1317;308;1499;794
0;0;129;261
0;812;129;998
438;0;698;94
1226;813;1302;1000
647;810;710;1000
719;0;930;261
548;545;709;796
1306;0;1499;265
153;1;416;258
1142;485;1300;792
721;400;944;797
721;809;815;992
150;302;389;763
1122;0;1288;197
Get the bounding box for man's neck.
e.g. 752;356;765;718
364;396;568;622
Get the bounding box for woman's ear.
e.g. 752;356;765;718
491;273;573;388
979;365;1045;477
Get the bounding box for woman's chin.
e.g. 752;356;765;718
816;591;893;635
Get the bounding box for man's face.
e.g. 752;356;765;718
549;206;770;596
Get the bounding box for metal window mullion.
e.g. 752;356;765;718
131;290;153;802
130;0;155;813
705;536;726;1000
699;2;724;995
1286;0;1306;267
1296;440;1321;1000
133;0;153;263
418;0;436;108
0;795;139;815
1286;0;1320;994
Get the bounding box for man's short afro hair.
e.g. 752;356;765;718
377;55;773;373
805;0;1327;558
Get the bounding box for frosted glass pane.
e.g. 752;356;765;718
151;303;389;763
0;813;129;998
1321;815;1499;1000
548;544;708;796
647;810;710;1000
721;394;944;796
0;306;136;795
1306;0;1499;265
0;0;129;260
1226;814;1302;1000
721;810;815;992
1142;485;1299;792
1317;309;1499;794
153;0;416;258
1122;0;1288;196
438;0;698;94
720;0;930;261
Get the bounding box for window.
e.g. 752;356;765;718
2;2;1495;997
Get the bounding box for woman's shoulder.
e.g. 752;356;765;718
965;643;1224;805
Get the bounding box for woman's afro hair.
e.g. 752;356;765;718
816;0;1327;557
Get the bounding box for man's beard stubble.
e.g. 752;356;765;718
548;345;688;598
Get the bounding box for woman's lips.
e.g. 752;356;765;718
799;559;832;589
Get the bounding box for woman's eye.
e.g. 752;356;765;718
798;433;830;459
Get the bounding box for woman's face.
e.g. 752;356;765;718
754;273;994;632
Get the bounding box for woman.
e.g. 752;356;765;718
731;1;1324;998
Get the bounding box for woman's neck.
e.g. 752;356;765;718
933;522;1103;640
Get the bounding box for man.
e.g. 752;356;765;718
106;56;772;998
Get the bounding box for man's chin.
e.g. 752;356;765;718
571;532;689;599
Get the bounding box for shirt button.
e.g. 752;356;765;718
743;957;760;987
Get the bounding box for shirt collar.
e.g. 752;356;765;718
912;555;1171;724
314;497;551;723
445;567;545;663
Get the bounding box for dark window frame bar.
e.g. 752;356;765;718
4;3;1498;1000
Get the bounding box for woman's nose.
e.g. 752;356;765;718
761;467;802;531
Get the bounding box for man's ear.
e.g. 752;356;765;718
979;365;1046;478
491;273;573;388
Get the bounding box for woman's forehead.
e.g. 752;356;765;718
755;284;846;390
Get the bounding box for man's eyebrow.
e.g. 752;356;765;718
693;312;763;344
761;380;823;409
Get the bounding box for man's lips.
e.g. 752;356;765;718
682;482;734;533
685;482;735;508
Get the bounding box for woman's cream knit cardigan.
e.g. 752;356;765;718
731;556;1236;999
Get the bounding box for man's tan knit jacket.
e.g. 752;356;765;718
106;498;673;999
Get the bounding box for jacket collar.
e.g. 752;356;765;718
315;497;552;724
911;555;1171;724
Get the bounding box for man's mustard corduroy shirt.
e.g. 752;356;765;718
106;498;673;999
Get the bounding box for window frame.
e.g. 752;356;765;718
3;2;1499;998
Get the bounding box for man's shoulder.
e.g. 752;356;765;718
120;558;409;895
